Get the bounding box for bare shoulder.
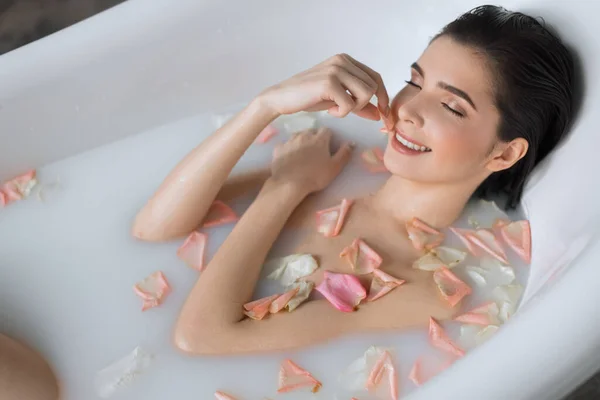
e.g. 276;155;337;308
0;334;60;400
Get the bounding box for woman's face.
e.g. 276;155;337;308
383;35;503;185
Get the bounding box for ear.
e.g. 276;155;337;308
486;138;529;173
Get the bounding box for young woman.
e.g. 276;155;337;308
133;5;574;355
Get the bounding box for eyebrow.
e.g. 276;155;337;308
411;62;478;111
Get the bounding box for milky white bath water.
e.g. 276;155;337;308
0;109;529;399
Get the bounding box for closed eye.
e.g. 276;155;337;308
405;80;422;89
442;103;464;118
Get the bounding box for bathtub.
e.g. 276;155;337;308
1;0;599;399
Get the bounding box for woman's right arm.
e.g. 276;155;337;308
132;99;278;241
132;53;390;242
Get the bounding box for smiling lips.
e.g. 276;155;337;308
390;129;431;155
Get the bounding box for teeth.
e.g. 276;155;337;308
395;134;430;152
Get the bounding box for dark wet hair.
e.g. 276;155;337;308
434;5;575;209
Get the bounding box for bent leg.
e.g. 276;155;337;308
0;333;59;400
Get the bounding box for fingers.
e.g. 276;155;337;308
354;103;381;120
340;54;390;115
325;77;357;117
331;141;354;173
328;54;378;92
332;68;377;114
315;127;332;146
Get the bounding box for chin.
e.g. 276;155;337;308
382;143;423;179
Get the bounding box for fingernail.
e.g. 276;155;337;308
349;141;356;148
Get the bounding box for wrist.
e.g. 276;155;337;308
262;178;310;203
250;92;281;122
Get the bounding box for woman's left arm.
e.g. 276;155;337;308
174;127;353;353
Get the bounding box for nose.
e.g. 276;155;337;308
396;95;425;129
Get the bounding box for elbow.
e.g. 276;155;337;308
173;322;231;356
131;213;167;242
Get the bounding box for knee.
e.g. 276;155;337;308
0;334;60;400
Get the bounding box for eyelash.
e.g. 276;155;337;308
404;80;465;119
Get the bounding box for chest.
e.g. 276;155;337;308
292;199;436;289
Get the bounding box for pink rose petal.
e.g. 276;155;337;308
1;169;37;205
365;350;399;400
214;391;238;400
367;270;405;302
177;232;208;271
449;227;481;256
340;238;383;275
133;271;171;311
254;124;279;144
315;198;353;237
378;104;395;133
277;359;322;393
269;287;300;314
468;229;509;264
428;317;465;357
499;220;532;264
202;200;238;228
433;266;472;307
454;302;500;326
360;148;388;173
406;217;445;251
315;271;367;312
243;294;279;320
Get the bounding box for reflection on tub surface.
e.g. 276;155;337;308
0;110;529;399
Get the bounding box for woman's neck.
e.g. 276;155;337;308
370;175;479;228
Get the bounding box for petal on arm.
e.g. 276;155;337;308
266;254;318;287
243;294;280;320
315;271;367;312
269;287;300;314
285;281;315;312
340;238;383;275
277;359;322;393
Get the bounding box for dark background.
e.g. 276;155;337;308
0;0;596;398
